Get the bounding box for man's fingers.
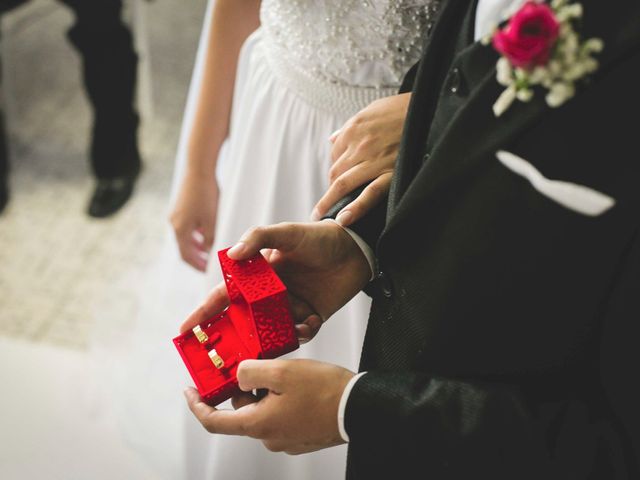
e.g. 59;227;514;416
184;387;249;435
288;296;320;324
227;223;305;260
295;324;312;343
231;391;259;410
336;173;392;227
179;282;229;333
295;314;323;343
236;359;288;393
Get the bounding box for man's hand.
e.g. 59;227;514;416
312;93;411;226
180;220;371;341
179;279;324;343
184;359;355;454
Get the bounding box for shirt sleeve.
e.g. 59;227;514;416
337;372;368;442
323;218;376;280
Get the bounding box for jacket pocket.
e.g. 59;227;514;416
496;150;615;217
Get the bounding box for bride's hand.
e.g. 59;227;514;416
311;92;411;226
170;173;219;272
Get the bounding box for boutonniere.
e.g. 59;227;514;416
483;0;604;117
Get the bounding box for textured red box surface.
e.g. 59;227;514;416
173;248;299;406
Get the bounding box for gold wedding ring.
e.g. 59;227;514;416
209;348;225;369
193;325;209;344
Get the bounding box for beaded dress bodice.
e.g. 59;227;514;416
259;0;441;114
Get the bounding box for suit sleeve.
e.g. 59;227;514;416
344;242;640;478
342;42;640;480
345;372;556;478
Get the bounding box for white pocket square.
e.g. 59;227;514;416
496;150;615;217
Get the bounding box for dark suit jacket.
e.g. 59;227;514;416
335;0;640;478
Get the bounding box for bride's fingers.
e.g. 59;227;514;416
178;242;208;272
180;282;230;333
330;125;351;163
184;250;206;271
195;227;215;253
312;162;372;220
328;128;342;144
174;227;207;271
328;147;361;185
335;172;392;227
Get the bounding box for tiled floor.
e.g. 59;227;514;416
0;0;203;350
0;0;207;478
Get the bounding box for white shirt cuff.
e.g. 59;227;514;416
337;371;367;443
323;219;376;281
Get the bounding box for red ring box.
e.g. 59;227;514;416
173;248;299;406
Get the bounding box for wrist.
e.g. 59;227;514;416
323;218;376;281
185;140;223;179
184;163;216;180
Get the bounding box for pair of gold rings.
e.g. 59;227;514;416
193;325;225;370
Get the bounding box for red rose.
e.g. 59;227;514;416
492;1;560;70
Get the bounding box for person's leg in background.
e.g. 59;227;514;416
0;10;13;214
0;97;9;215
61;0;142;218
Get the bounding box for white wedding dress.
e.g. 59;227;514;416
97;1;440;480
186;2;441;479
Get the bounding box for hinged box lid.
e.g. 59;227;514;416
173;249;299;405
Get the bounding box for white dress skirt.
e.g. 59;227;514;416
185;29;372;480
98;1;439;479
185;0;442;474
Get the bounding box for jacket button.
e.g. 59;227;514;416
448;67;461;94
423;152;431;164
378;271;393;298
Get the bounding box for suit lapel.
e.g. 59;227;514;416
383;0;640;241
387;0;474;215
385;49;548;236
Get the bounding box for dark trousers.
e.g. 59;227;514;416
0;0;141;185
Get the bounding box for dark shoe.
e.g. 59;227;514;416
87;174;138;218
0;183;8;215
